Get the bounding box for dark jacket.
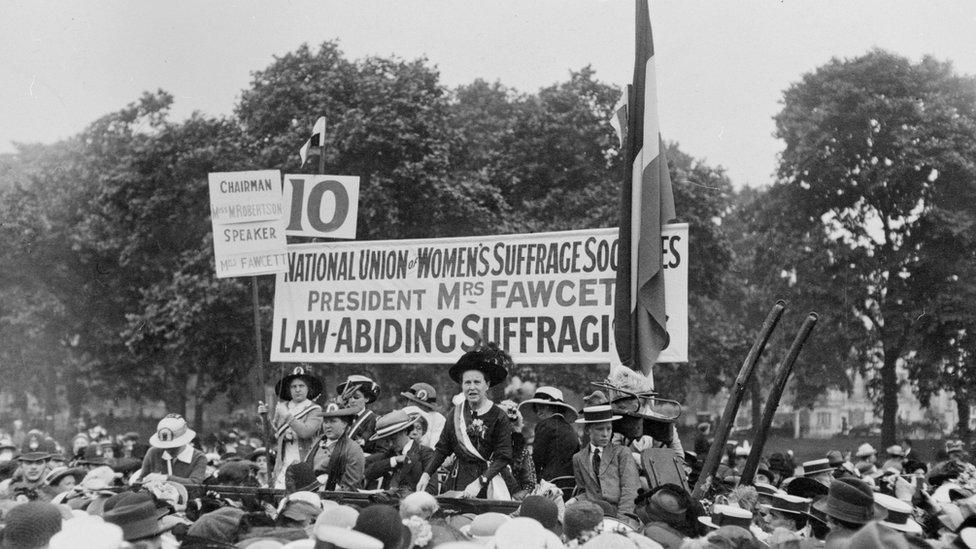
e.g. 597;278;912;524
140;446;208;485
365;441;434;497
532;414;580;480
426;403;513;494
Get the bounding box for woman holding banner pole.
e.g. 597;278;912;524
258;366;324;489
416;344;513;500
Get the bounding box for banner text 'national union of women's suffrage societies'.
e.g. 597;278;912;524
271;225;687;364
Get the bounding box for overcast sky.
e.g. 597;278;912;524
2;1;974;187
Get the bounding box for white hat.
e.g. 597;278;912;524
518;386;577;418
313;525;383;549
874;493;922;534
149;414;196;449
697;504;753;530
49;515;124;549
855;443;876;458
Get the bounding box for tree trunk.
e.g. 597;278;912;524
880;351;899;448
956;391;972;444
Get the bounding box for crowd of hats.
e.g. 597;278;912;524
5;370;976;549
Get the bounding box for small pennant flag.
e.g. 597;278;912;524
299;116;327;167
610;90;628;146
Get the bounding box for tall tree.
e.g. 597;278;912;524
770;50;976;446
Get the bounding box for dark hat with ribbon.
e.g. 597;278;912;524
400;382;438;410
275;366;324;401
448;344;511;387
812;477;885;525
320;400;359;419
103;501;175;541
336;374;380;404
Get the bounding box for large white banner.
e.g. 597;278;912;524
208;170;288;278
271;225;688;364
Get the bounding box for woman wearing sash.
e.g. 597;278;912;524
258;366;324;489
336;375;380;453
416;344;513;500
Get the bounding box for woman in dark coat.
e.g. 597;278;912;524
416;344;513;499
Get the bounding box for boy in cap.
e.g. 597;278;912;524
571;396;639;515
0;450;53;501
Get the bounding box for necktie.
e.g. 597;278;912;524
592;448;601;489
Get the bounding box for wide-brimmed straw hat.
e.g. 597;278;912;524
149;414;195;449
448;344;511;387
697;504;752;530
812;477;885;525
855;443;877;458
518;386;577;418
874;493;922;534
400;382;439;410
275;366;324;401
336;375;380;403
369;410;420;441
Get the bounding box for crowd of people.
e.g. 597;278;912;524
0;345;975;548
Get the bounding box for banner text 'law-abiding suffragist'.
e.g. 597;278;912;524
271;225;688;363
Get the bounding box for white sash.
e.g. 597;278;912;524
453;401;511;500
275;399;320;439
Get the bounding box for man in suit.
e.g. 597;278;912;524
519;386;580;481
572;401;639;515
365;410;432;497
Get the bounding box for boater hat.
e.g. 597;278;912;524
519;386;577;418
874;492;922;534
369;410;420;441
574;405;622;424
801;458;834;477
149;414;196;449
400;382;439;410
448;344;511;387
697;504;753;530
336;375;380;403
759;493;810;516
276;366;324;401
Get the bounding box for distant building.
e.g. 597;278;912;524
682;370;965;439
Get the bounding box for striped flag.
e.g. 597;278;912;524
299;116;327;167
613;0;676;377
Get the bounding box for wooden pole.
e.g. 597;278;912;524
740;312;819;486
691;300;787;499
